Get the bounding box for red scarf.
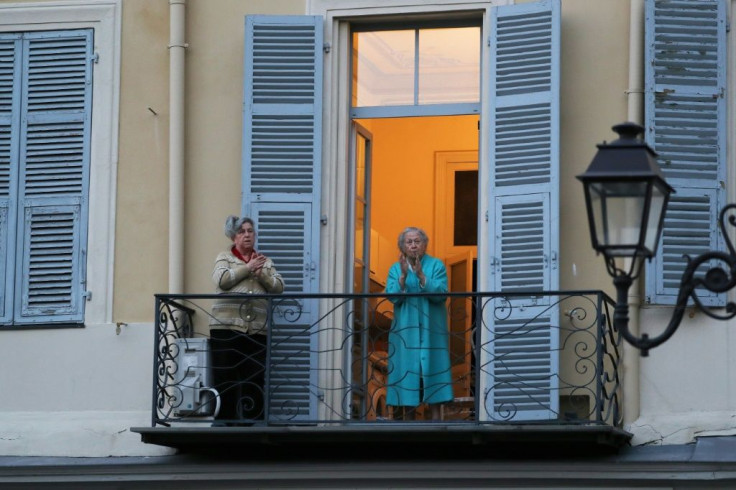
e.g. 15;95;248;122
232;246;257;263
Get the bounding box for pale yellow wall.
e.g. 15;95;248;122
114;0;170;321
558;0;630;296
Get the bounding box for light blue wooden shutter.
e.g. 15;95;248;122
14;31;93;324
242;16;322;421
645;0;726;306
0;35;21;324
483;0;560;421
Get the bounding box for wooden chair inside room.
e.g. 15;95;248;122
364;350;392;421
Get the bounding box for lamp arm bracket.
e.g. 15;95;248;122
681;249;736;321
720;203;736;257
614;239;736;355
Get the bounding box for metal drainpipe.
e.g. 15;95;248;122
624;0;645;425
169;0;186;294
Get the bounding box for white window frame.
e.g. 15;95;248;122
0;0;120;324
306;0;512;420
308;0;510;296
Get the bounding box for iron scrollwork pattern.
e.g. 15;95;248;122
150;291;621;429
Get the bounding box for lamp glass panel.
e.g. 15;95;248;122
644;184;666;253
589;181;648;255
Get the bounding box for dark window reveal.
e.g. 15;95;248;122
453;170;477;246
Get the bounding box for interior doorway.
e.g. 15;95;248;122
434;150;478;260
350;115;479;420
352;115;479;284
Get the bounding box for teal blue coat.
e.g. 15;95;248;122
385;254;454;407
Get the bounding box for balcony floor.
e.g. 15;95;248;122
131;423;632;458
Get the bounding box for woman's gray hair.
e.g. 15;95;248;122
397;226;428;252
224;215;255;240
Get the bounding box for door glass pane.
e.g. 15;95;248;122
353;263;365;291
353;30;414;107
356;134;367;200
355;203;365;260
454;170;478;246
353;126;370;294
418;27;480;104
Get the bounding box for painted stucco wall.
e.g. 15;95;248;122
113;0;170;322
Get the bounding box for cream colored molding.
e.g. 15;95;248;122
308;0;512;16
0;0;121;324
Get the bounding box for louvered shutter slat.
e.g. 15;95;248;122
645;0;726;306
24;120;86;196
254;206;308;296
243;16;323;421
26;36;89;112
11;30;92;324
250;115;317;194
0;36;20;323
483;0;560;422
0;37;20;115
18;204;81;319
490;314;554;414
494;104;553;187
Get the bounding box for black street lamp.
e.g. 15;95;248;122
578;122;736;356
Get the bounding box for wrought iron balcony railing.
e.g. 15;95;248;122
151;290;621;429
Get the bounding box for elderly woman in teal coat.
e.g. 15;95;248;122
385;226;453;420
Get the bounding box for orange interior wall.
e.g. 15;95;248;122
357;115;479;281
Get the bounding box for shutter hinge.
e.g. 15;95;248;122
321;214;328;225
83;291;92;301
323;42;331;53
91;52;99;64
487;36;491;47
484;210;489;222
490;256;499;274
727;21;731;33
